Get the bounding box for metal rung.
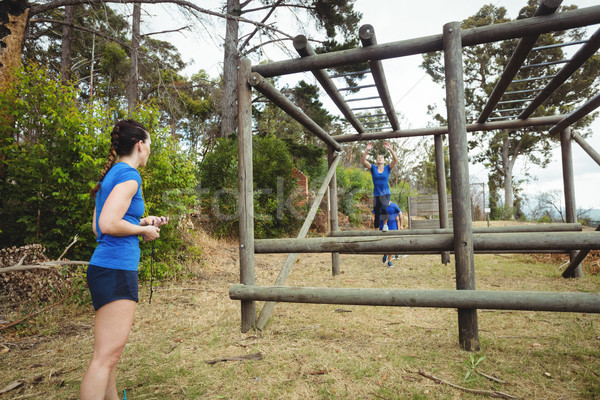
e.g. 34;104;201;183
498;98;535;104
488;116;515;121
521;59;570;69
363;120;389;125
532;40;587;51
338;84;376;91
512;75;556;83
365;126;392;131
357;113;387;119
345;96;380;102
505;88;543;95
329;70;371;79
351;106;383;111
494;107;526;113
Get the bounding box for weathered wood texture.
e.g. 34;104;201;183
237;58;256;332
230;285;600;314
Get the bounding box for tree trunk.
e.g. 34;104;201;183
0;0;29;90
501;139;515;217
60;5;74;84
219;0;240;138
127;2;141;115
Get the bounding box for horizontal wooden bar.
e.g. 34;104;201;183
331;115;564;143
229;285;600;313
331;223;582;237
252;6;600;78
254;232;600;253
248;72;342;152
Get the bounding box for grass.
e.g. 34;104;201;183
1;225;600;399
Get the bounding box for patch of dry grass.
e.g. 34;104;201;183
1;225;600;399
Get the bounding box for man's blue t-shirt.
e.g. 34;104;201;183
370;164;391;196
375;203;402;230
89;162;145;271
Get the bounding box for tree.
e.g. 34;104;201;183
421;1;600;216
219;0;362;138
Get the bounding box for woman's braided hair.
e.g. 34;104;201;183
90;119;149;198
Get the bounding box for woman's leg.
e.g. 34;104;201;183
80;299;136;400
373;197;382;229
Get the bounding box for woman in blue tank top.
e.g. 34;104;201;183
362;141;397;231
81;120;169;400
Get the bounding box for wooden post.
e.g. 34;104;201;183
561;127;582;278
443;21;479;351
328;147;341;276
434;134;451;264
238;58;256;332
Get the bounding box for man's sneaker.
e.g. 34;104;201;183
392;255;399;260
387;261;394;268
382;255;387;263
382;224;389;231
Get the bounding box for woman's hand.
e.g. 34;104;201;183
366;141;373;151
383;141;392;151
143;216;170;227
141;224;161;242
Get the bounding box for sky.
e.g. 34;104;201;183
142;0;600;212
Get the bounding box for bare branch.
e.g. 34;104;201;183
29;0;294;40
239;0;284;53
0;261;88;273
142;25;191;37
29;18;130;49
57;235;78;261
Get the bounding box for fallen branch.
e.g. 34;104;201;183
418;370;517;399
477;370;508;384
204;352;263;364
0;380;23;395
0;260;88;273
57;235;79;261
0;300;64;331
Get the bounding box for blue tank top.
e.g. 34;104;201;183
370;164;391;196
90;162;145;271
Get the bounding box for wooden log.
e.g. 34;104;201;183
255;154;340;330
248;72;342;151
434;135;451;264
330;223;583;237
572;132;600;167
237;58;256;332
477;0;561;123
229;285;600;314
327;147;340;277
293;35;364;133
359;25;400;131
519;26;600;119
549;91;600;136
561;127;582;278
254;232;600;253
444;20;479;351
331;115;565;143
563;224;600;278
252;6;600;78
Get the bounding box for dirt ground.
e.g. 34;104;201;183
1;223;600;399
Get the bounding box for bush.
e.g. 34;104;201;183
197;134;302;238
0;66;199;280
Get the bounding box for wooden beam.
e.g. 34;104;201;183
519;26;600;119
549;92;600;136
331;115;565;143
477;0;562;123
359;24;400;131
293;35;364;133
229;285;600;314
237;58;256;332
572;132;600;167
254;232;600;253
248;72;342;151
252;6;600;78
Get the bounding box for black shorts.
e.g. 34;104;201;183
86;265;139;311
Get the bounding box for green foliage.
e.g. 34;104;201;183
197;134;301;238
336;167;372;224
463;353;487;383
0;66;199;274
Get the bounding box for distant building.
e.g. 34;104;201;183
580;209;600;227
